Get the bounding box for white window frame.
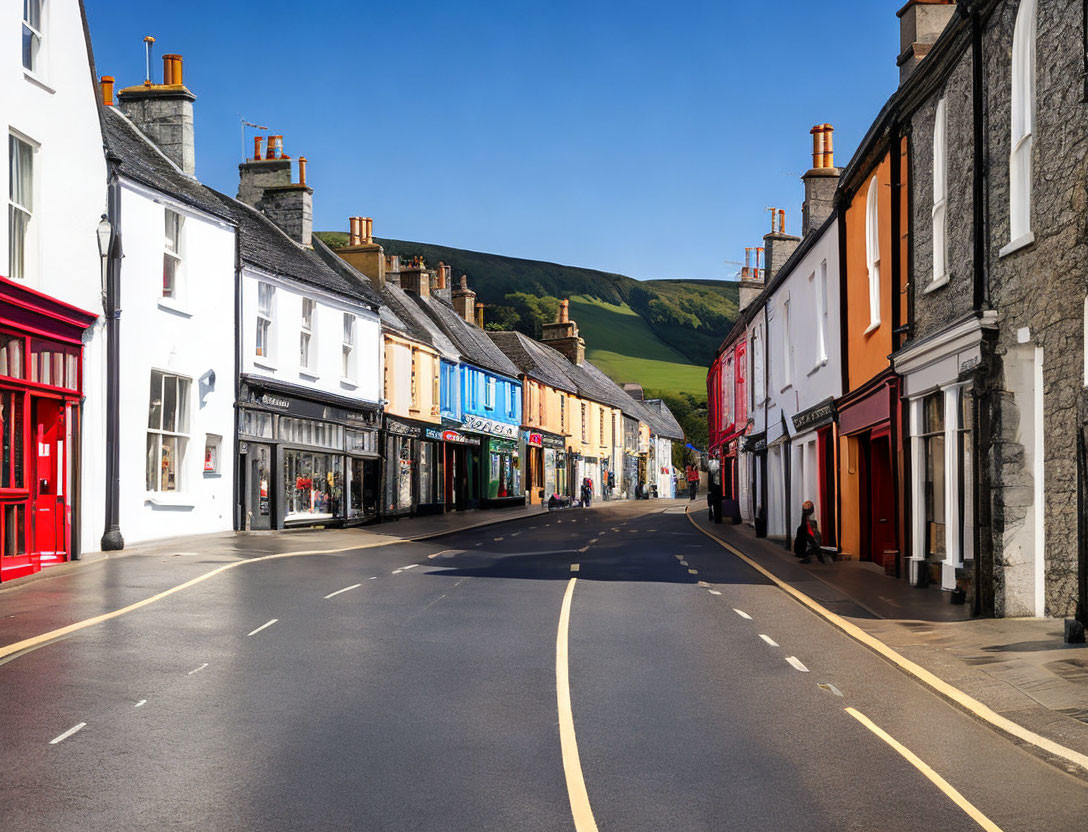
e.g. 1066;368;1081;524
485;376;495;410
8;134;35;281
342;313;356;382
22;0;44;75
865;176;881;332
300;298;315;373
255;283;275;362
930;98;949;288
812;260;829;367
163;209;184;300
146;370;191;493
1006;0;1036;252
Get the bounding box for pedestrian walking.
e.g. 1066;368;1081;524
581;477;593;508
706;458;722;524
793;500;826;564
686;464;699;501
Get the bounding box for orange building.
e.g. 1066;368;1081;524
836;130;910;572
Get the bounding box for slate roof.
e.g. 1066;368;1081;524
641;398;685;441
383;285;459;357
411;294;521;379
102;105;233;222
486;331;578;393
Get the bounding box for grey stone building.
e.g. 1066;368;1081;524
891;0;1088;621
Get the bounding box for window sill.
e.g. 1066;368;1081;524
253;359;278;373
863;320;881;336
779;384;793;395
923;275;950;294
299;369;320;381
340;378;359;389
145;493;196;508
807;358;828;377
23;71;55;94
157;297;194;317
999;232;1035;258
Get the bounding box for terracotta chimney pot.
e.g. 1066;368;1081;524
100;76;114;106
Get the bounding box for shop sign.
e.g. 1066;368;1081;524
464;414;518;439
425;427;481;446
792;398;837;433
489;437;520;453
741;432;767;453
386;418;423;438
524;431;543;447
246;385;379;427
258;393;290;410
542;433;566;450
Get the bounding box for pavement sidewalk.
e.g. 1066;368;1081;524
689;507;1088;776
0;502;549;653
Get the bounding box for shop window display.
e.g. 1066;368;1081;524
284;450;342;522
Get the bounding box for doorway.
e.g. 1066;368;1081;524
31;397;66;560
861;432;895;569
248;443;273;530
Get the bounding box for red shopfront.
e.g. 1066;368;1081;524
0;276;96;582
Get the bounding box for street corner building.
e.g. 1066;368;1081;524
705;0;1088;623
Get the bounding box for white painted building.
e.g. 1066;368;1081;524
101;100;237;544
762;216;841;542
0;0;106;578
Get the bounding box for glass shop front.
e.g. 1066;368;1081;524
237;384;380;530
383;416;448;517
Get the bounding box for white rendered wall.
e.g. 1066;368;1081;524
116;181;236;543
241;266;381;408
0;0;108;552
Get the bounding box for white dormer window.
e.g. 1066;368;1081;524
22;0;43;73
300;298;315;371
256;283;274;360
8;135;34;281
865;176;881;331
342;313;356;380
932;98;948;284
163;209;183;298
1009;0;1036;248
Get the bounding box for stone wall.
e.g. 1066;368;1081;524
907;45;976;342
984;0;1088;616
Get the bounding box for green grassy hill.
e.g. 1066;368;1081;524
316;233;738;400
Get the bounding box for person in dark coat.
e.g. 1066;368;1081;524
580;477;593;508
706;458;723;524
686;465;699;501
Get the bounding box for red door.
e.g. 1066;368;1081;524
31;398;65;560
869;433;895;569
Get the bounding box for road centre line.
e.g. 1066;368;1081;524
400;564;418;570
49;722;86;745
187;663;208;675
846;708;1004;832
786;656;809;672
134;699;147;708
733;609;752;619
570;564;580;573
759;634;779;647
708;590;722;596
687;508;1088;776
688;568;698;575
324;584;361;599
818;683;844;697
556;578;600;832
429;549;457;559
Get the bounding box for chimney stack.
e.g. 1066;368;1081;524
452;274;476;323
763;207;801;282
897;0;956;85
334;216;386;289
401;256;431;299
474;303;485;329
801;124;840;237
541;298;586;365
738;246;766;312
116;50;197;175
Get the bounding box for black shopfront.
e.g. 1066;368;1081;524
236;379;381;530
383;417;485;517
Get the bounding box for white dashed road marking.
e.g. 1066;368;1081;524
134;699;147;708
759;634;779;647
324;583;361;599
733;609;752;620
708;590;722;596
786;656;809;672
818;683;844;697
570;564;580;573
49;723;86;745
187;663;209;676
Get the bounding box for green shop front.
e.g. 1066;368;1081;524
463;414;524;508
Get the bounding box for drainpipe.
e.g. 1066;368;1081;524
100;157;124;551
970;1;987;312
232;229;243;531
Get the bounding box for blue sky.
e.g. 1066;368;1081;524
85;1;901;281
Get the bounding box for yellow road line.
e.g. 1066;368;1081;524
846;708;1004;832
0;538;409;664
686;508;1088;776
556;577;599;832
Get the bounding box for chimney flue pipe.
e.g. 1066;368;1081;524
253;136;264;161
778;209;785;234
297;156;308;186
100;76;114;106
822;124;834;168
349;217;361;246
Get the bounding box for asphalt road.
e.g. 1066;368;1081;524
1;500;1086;831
